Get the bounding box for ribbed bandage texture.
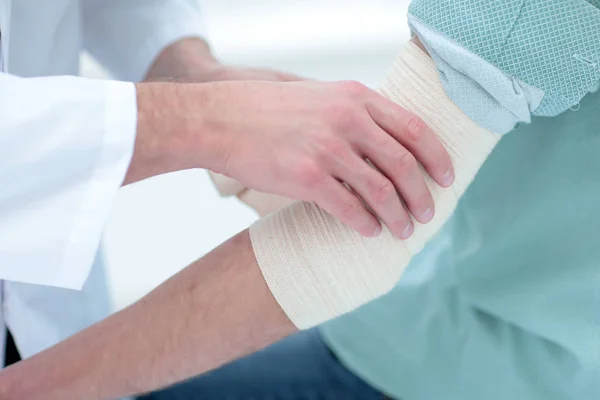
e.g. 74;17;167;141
247;42;501;329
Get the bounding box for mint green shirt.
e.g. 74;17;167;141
321;89;600;399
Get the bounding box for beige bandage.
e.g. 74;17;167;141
213;42;501;329
209;172;294;217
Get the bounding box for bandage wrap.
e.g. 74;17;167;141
240;43;500;329
209;172;294;217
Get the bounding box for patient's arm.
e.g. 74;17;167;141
225;41;500;328
0;231;294;400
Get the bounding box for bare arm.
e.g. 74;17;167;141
0;231;293;400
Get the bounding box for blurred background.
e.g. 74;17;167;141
81;0;412;310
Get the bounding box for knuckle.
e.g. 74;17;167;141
395;150;418;175
296;161;324;188
340;198;362;220
339;80;367;97
325;139;350;161
367;129;391;149
313;137;350;168
405;114;426;142
372;179;396;205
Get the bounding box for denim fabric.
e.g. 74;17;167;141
138;329;385;400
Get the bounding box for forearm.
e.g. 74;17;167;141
0;231;294;400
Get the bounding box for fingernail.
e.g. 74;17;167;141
372;224;382;237
421;207;434;223
442;169;455;187
401;223;413;239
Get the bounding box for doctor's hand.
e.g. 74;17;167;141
133;79;454;239
132;39;455;239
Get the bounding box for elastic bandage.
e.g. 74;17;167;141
221;42;502;329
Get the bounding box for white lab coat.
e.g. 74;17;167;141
0;0;205;368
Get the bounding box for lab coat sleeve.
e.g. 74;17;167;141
81;0;208;82
0;72;137;289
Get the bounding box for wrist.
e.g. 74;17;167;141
125;81;232;184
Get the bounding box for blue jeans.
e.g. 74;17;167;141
138;329;385;400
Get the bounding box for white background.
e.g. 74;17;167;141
83;0;412;309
